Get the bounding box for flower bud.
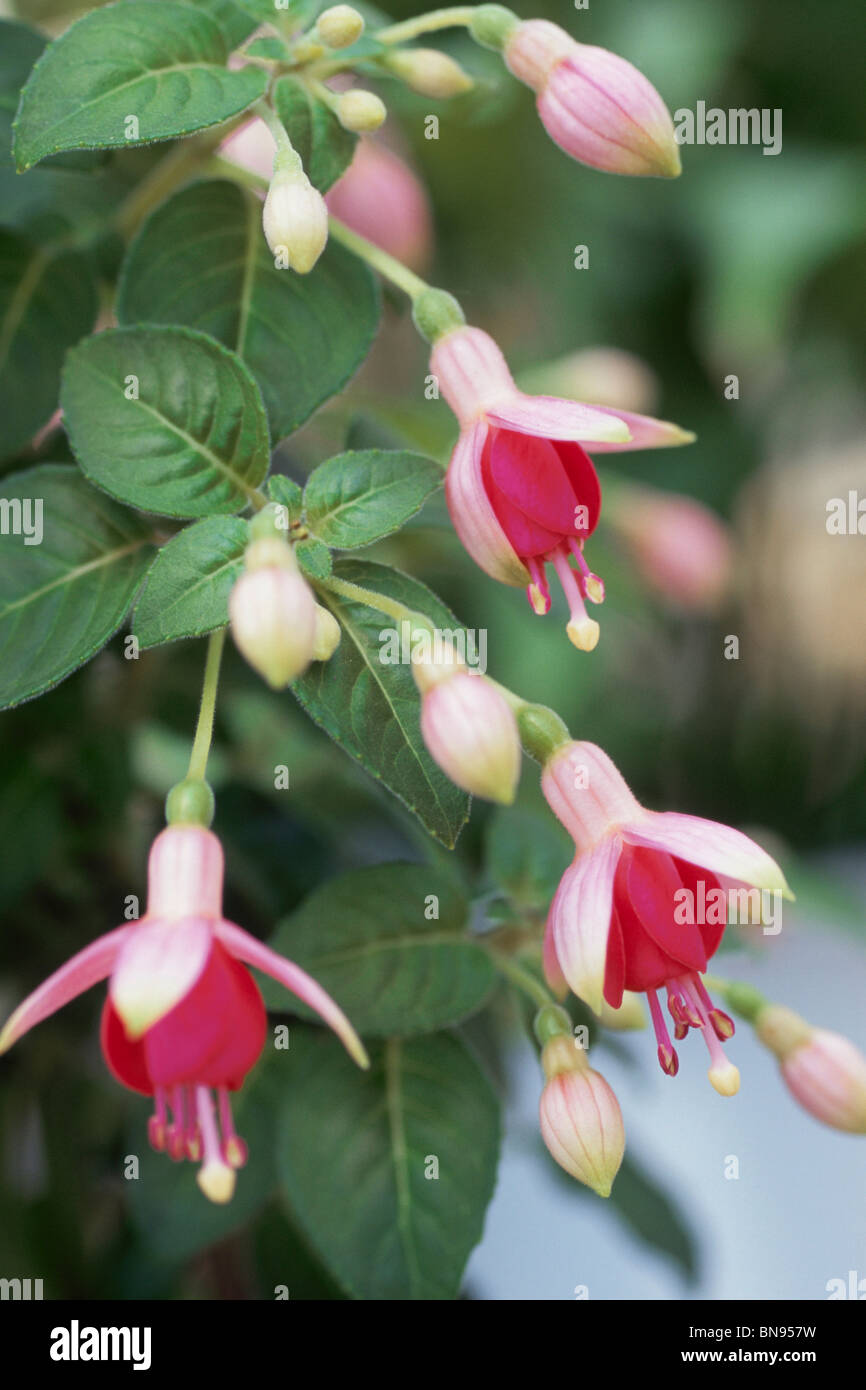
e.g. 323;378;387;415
262;163;329;273
539;1036;625;1197
229;547;318;688
336;89;387;133
312;604;341;661
385;48;474;99
315;4;365;49
504;20;680;178
413;657;520;804
755;1005;866;1134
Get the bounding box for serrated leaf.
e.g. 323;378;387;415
186;0;258;48
133;515;249;648
264;863;494;1035
485;807;572;912
117;180;380;442
273;75;357;192
13;1;267;170
293;558;470;847
61;325;270;517
0;229;97;460
0;464;154;709
277;1027;500;1299
267;474;304;526
304;448;442;548
295;535;332;579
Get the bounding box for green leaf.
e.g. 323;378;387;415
117;180;380;441
235;0;320;27
293;558;470;847
266;474;304;525
13;1;268;170
245;37;293;61
61;325;270;518
133;516;249;648
0;229;97;461
485;807;572;912
0;464;154;709
277;1027;501;1299
295;535;332;580
264;863;495;1035
273;75;357;192
185;0;258;48
304;449;442;549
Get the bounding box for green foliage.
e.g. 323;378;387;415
276;1027;501;1299
61;325;271;517
13;2;267;170
273;76;357;193
294;558;470;846
265;863;495;1034
133;516;249;648
0;465;154;709
303;449;443;548
117;180;380;441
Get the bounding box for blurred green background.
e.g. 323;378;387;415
0;0;864;1298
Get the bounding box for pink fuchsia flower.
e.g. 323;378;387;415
541;741;792;1094
431;324;693;649
608;484;733;612
0;825;367;1203
754;1004;866;1134
413;649;521;803
538;1034;625;1196
504;20;681;178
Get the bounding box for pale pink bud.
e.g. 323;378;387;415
756;1006;866;1134
312;604;341;661
325;139;433;272
539;1035;625;1196
415;666;521;804
504;20;681;177
608;485;732;611
385;48;473;100
335;89;387;133
263;164;329;273
229;563;318;688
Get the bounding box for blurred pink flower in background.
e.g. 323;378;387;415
607;485;733;612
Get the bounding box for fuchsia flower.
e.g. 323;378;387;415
541;742;792;1094
432;325;693;648
538;1034;624;1197
413;650;521;803
608;485;732;612
504;20;681;178
0;825;367;1203
754;1005;866;1134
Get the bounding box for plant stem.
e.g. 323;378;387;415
376;6;477;43
328;215;430;302
187;629;227;783
116;118;248;239
318;574;435;631
488;950;555;1010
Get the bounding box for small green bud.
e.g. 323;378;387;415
468;4;519;52
411;287;465;343
336;89;387;133
516;704;572;765
534;1003;573;1047
165;778;215;828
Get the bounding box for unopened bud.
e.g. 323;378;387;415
263;164;329;273
336;89;387;133
385;48;474;100
315;4;365;49
312;604;341;661
539;1037;625;1197
229;565;317;688
755;1004;866;1134
415;662;520;804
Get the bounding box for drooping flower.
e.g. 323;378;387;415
431;324;693;648
540;741;792;1094
753;1003;866;1134
538;1034;625;1196
503;19;681;177
262;160;329;273
412;645;521;803
0;825;368;1202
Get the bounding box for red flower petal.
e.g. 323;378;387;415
619;845;708;973
602;909;626;1009
100;998;153;1095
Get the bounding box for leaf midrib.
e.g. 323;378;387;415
0;536;149;619
384;1039;423;1299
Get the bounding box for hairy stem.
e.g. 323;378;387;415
187;629;227;784
376;6;477;43
328;215;430;301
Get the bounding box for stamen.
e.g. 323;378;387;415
567;538;605;603
526;557;551;615
166;1086;186;1161
185;1084;202;1161
195;1086;236;1205
147;1086;168;1152
218;1087;249;1169
693;975;735;1040
647;988;679;1076
668;982;701;1030
681;977;740;1096
551;547;600;651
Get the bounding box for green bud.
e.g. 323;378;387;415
723;981;769;1024
517;704;572;764
469;4;519;52
534;1003;574;1047
412;287;465;343
165;778;215;828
